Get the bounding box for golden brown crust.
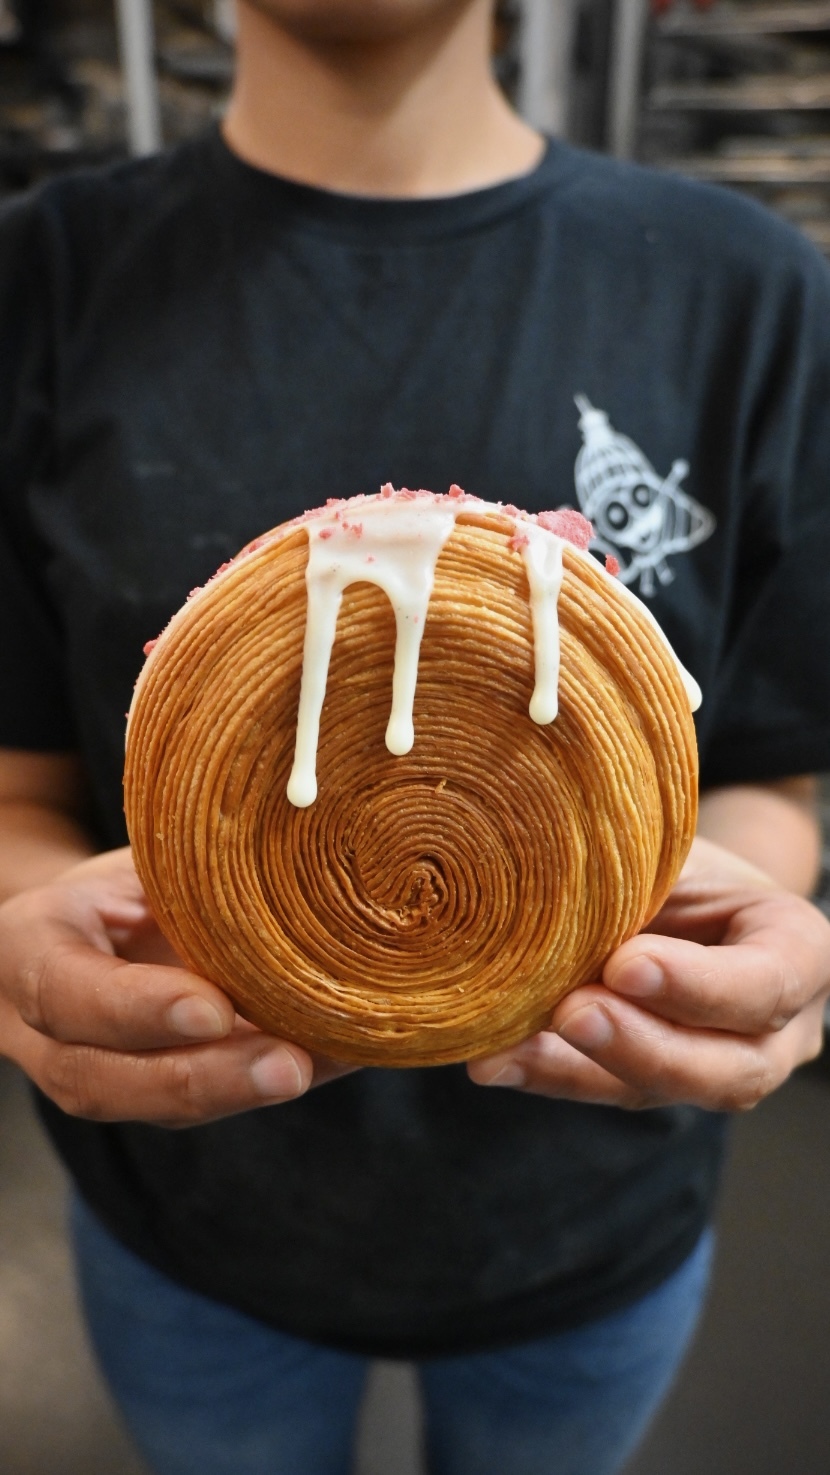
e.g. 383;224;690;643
124;509;698;1066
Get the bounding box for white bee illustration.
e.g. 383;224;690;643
573;395;715;597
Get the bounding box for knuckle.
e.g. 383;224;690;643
18;942;72;1038
43;1046;107;1120
718;1062;775;1114
157;1051;209;1123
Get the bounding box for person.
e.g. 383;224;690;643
1;1;829;1472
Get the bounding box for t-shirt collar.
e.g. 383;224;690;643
205;123;568;244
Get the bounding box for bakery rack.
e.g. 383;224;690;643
607;0;830;255
0;0;232;192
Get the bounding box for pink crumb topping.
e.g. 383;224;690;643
203;560;234;585
605;554;621;577
536;508;594;549
143;638;159;656
231;489;597;571
236;533;270;558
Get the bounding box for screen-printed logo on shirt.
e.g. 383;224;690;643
573;396;715;597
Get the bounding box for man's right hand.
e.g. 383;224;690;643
0;846;345;1126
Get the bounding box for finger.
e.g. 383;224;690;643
603;896;830;1034
549;987;808;1112
471;992;824;1111
7;921;237;1050
468;1032;648;1107
60;846;151;921
7;1012;329;1126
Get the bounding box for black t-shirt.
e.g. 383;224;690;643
2;128;830;1357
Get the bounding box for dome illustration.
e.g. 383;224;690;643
574;396;715;597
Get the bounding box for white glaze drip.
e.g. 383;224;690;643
520;524;565;725
287;498;457;807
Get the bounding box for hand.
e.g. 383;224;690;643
468;838;830;1111
0;847;351;1126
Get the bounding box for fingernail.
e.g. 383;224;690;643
167;996;226;1040
481;1062;527;1089
558;1006;613;1051
608;958;664;998
250;1047;305;1100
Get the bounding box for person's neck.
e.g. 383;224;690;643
222;1;544;198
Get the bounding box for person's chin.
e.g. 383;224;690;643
239;0;475;44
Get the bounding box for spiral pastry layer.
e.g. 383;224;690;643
124;497;698;1066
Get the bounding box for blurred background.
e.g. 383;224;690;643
2;2;830;1471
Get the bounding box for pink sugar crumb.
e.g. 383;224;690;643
380;482;395;499
326;497;347;509
448;484;465;499
366;555;375;563
536;508;594;550
605;554;621;577
206;560;234;584
508;532;529;552
398;487;419;500
502;503;522;518
187;586;203;601
318;527;334;540
143;638;159;656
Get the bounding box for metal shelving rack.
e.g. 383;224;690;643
609;0;830;255
0;0;232;193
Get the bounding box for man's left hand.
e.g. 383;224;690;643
468;839;830;1111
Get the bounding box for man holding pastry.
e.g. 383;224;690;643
1;1;829;1472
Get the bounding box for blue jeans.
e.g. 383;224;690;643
71;1195;712;1475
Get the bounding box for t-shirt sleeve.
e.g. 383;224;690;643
698;238;830;789
0;195;76;751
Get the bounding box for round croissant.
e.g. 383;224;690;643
124;493;698;1067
